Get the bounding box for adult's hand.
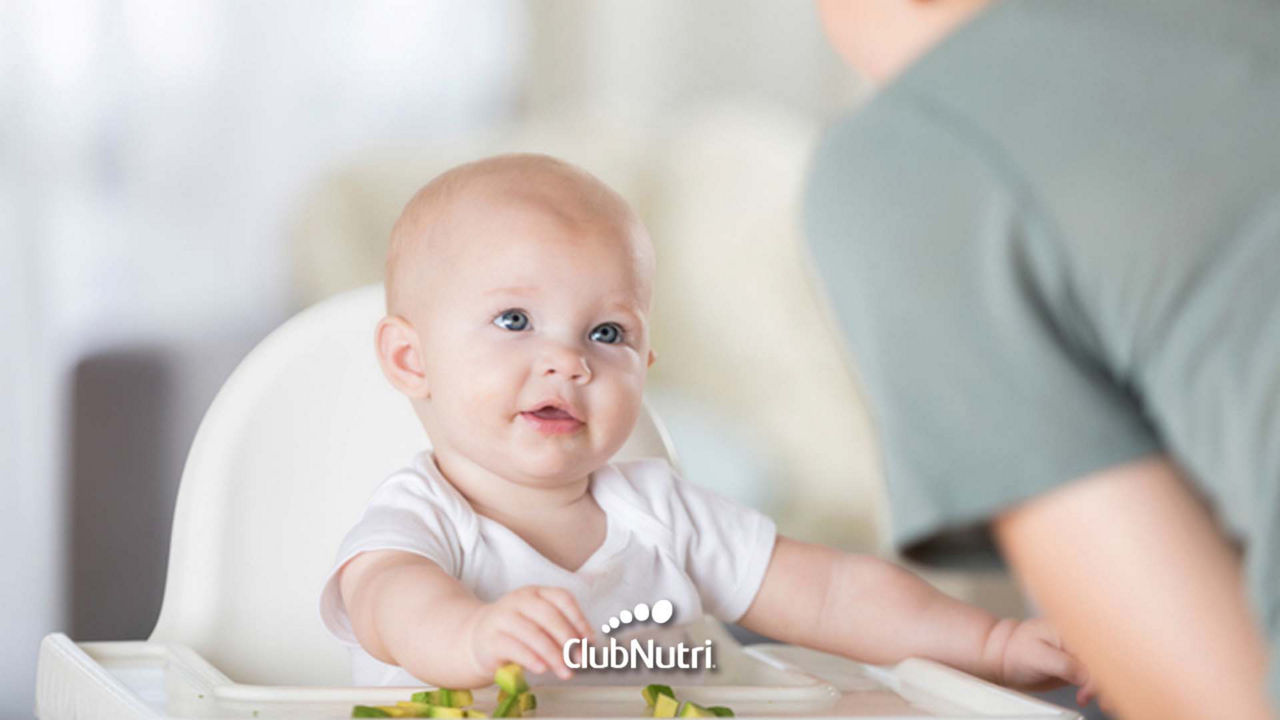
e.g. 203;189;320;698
993;455;1273;720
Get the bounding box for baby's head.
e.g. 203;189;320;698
376;154;656;490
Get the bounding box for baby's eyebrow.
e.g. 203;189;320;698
605;303;647;325
483;286;537;297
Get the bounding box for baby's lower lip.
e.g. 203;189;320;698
520;411;584;435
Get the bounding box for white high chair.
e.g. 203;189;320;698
148;282;676;687
35;285;1080;719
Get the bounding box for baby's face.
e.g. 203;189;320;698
407;195;654;488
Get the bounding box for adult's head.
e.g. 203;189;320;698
815;0;991;84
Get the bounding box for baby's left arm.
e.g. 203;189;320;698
738;536;1095;705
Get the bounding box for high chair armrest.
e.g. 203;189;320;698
36;633;230;720
37;634;163;720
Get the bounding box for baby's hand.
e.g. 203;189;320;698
994;618;1099;707
462;586;592;681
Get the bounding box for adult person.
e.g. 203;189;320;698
804;1;1279;718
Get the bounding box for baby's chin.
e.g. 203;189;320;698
507;458;599;487
502;445;611;486
506;427;623;476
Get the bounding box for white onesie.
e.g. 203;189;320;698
318;451;777;686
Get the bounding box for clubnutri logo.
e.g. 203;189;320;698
562;600;716;671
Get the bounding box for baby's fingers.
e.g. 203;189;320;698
503;613;573;680
536;587;592;638
493;632;549;677
519;595;583;651
1039;645;1089;688
1075;675;1100;707
1007;641;1081;689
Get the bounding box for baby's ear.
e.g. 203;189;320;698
375;315;430;398
647;349;658;368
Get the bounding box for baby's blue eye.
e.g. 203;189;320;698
590;322;624;344
494;309;530;331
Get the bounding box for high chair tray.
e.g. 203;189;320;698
35;633;1079;720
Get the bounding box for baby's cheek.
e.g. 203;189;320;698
595;379;645;437
438;364;509;420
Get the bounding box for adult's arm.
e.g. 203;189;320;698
993;455;1273;720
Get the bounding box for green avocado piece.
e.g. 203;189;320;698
494;664;529;696
678;702;716;718
411;689;474;708
463;711;489;719
395;701;434;717
707;707;735;717
428;707;465;719
352;707;391;718
493;693;521;719
499;691;537;713
642;684;676;707
652;694;680;718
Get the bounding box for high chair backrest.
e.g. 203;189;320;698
148;284;677;685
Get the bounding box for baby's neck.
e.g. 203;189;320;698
431;450;608;571
431;450;593;520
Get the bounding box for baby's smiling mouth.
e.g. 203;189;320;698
520;403;585;435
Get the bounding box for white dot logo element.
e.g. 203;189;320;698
651;599;674;624
597;599;673;635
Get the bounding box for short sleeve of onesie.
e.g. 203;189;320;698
318;461;475;645
804;96;1161;566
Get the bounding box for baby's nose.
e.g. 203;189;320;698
539;346;591;384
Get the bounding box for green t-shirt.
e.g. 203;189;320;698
804;0;1280;703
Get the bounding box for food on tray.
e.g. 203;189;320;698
497;689;538;713
677;702;714;718
494;663;529;695
350;705;489;718
413;689;475;707
641;684;675;707
492;663;534;718
641;684;735;718
351;665;533;718
651;693;680;718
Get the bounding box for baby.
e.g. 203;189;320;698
319;153;1095;704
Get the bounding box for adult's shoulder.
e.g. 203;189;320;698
806;88;1034;273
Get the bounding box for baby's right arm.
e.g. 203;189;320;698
339;549;592;688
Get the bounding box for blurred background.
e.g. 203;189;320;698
2;1;1049;717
